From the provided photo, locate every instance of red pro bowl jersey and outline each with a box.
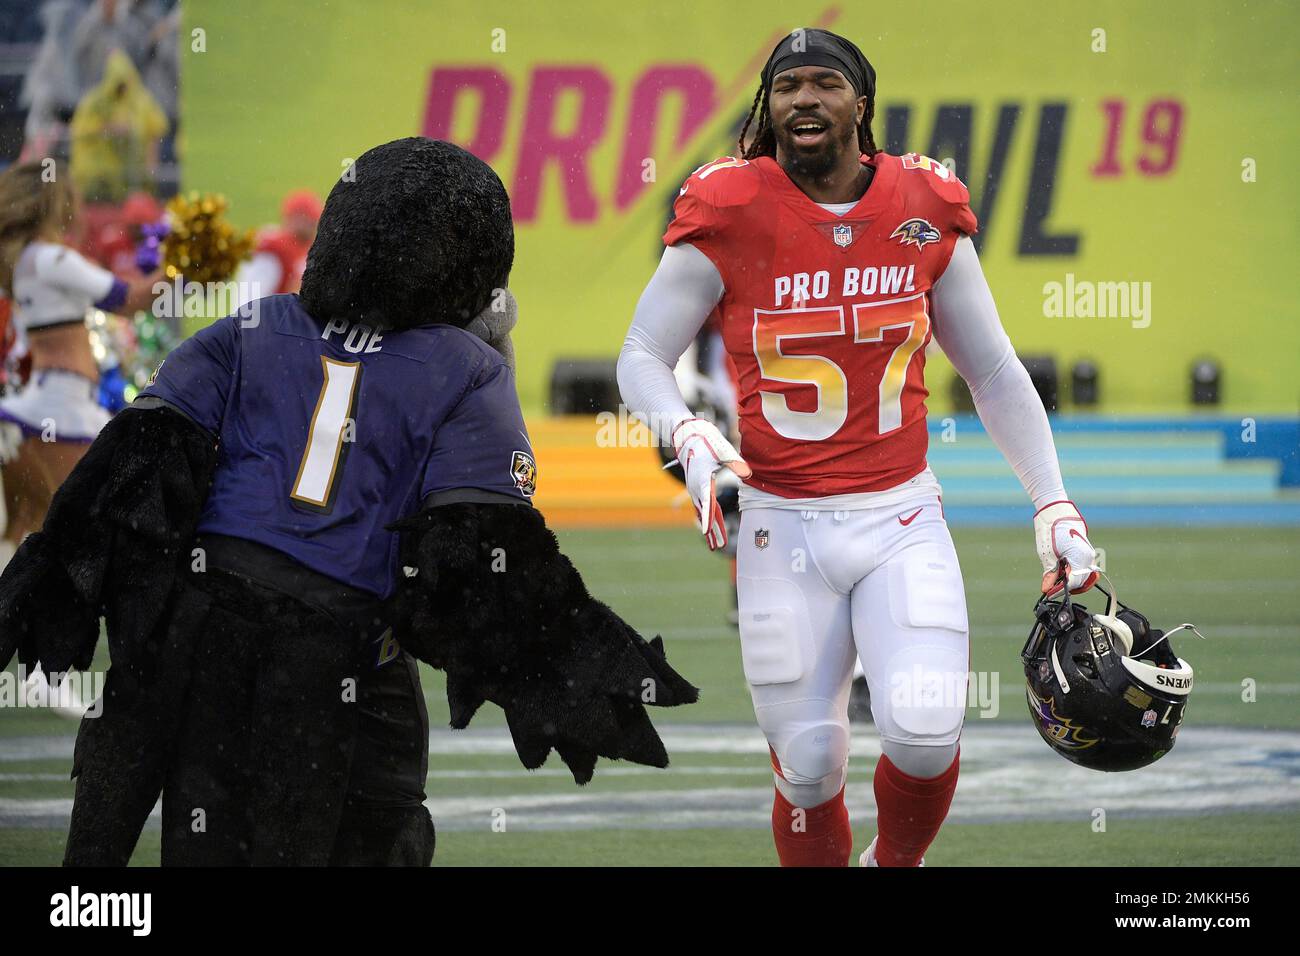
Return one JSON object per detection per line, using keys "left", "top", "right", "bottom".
{"left": 663, "top": 151, "right": 977, "bottom": 498}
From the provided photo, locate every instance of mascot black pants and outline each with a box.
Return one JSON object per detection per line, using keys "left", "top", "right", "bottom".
{"left": 65, "top": 535, "right": 434, "bottom": 867}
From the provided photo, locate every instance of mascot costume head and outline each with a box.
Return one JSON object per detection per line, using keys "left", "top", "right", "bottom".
{"left": 302, "top": 137, "right": 513, "bottom": 331}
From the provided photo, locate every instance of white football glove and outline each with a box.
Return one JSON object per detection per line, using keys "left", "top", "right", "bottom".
{"left": 1034, "top": 500, "right": 1099, "bottom": 595}
{"left": 672, "top": 417, "right": 751, "bottom": 551}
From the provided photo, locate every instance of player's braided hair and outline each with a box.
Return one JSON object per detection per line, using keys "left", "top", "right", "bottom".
{"left": 737, "top": 81, "right": 878, "bottom": 160}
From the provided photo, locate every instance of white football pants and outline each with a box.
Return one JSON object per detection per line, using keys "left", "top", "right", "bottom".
{"left": 736, "top": 497, "right": 969, "bottom": 807}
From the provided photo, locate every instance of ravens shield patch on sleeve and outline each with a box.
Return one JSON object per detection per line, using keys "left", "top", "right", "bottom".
{"left": 510, "top": 450, "right": 537, "bottom": 497}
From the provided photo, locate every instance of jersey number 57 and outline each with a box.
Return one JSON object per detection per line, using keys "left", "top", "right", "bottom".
{"left": 751, "top": 291, "right": 930, "bottom": 441}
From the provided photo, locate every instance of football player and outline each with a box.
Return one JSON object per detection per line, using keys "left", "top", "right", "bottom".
{"left": 231, "top": 188, "right": 323, "bottom": 308}
{"left": 618, "top": 29, "right": 1098, "bottom": 866}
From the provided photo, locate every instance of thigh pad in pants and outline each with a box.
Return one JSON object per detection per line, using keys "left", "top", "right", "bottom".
{"left": 739, "top": 576, "right": 849, "bottom": 786}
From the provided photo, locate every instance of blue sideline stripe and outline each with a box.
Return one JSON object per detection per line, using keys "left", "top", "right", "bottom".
{"left": 941, "top": 475, "right": 1277, "bottom": 495}
{"left": 928, "top": 415, "right": 1300, "bottom": 487}
{"left": 944, "top": 503, "right": 1300, "bottom": 526}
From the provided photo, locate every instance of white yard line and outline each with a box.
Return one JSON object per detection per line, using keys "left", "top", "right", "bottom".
{"left": 624, "top": 625, "right": 1298, "bottom": 642}
{"left": 3, "top": 725, "right": 1298, "bottom": 831}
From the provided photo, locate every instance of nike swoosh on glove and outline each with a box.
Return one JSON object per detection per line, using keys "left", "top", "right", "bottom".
{"left": 1034, "top": 500, "right": 1099, "bottom": 595}
{"left": 672, "top": 417, "right": 751, "bottom": 551}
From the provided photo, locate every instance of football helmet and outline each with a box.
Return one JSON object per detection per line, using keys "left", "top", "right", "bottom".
{"left": 1021, "top": 578, "right": 1200, "bottom": 771}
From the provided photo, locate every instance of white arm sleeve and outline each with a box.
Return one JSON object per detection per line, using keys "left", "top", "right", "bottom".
{"left": 931, "top": 237, "right": 1068, "bottom": 510}
{"left": 617, "top": 243, "right": 725, "bottom": 446}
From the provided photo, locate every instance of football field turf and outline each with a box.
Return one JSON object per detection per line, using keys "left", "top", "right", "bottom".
{"left": 2, "top": 524, "right": 1297, "bottom": 866}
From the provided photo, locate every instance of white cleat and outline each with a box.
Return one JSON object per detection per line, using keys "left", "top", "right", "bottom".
{"left": 858, "top": 837, "right": 924, "bottom": 867}
{"left": 858, "top": 837, "right": 878, "bottom": 867}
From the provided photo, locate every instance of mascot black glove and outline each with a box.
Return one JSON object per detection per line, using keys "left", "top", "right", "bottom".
{"left": 388, "top": 501, "right": 698, "bottom": 784}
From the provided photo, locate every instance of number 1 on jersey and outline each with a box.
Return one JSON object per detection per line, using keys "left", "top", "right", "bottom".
{"left": 291, "top": 356, "right": 361, "bottom": 510}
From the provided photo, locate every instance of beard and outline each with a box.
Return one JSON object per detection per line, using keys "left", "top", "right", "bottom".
{"left": 775, "top": 120, "right": 857, "bottom": 180}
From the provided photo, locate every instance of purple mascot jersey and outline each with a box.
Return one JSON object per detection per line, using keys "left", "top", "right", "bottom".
{"left": 142, "top": 293, "right": 535, "bottom": 599}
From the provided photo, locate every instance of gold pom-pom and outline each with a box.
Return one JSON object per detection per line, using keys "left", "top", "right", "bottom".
{"left": 162, "top": 192, "right": 254, "bottom": 284}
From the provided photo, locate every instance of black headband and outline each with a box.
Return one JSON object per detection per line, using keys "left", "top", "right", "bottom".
{"left": 761, "top": 28, "right": 876, "bottom": 100}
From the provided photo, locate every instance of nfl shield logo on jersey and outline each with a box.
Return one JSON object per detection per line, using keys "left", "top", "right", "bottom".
{"left": 754, "top": 528, "right": 770, "bottom": 549}
{"left": 1141, "top": 709, "right": 1158, "bottom": 728}
{"left": 832, "top": 224, "right": 853, "bottom": 247}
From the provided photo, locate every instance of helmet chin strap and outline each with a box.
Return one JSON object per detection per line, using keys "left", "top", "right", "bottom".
{"left": 1133, "top": 623, "right": 1206, "bottom": 658}
{"left": 1088, "top": 570, "right": 1206, "bottom": 658}
{"left": 1089, "top": 571, "right": 1134, "bottom": 654}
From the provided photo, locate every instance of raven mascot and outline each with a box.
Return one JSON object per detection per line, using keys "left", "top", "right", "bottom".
{"left": 0, "top": 137, "right": 698, "bottom": 866}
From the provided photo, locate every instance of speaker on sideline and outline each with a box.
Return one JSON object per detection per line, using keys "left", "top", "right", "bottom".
{"left": 550, "top": 358, "right": 621, "bottom": 414}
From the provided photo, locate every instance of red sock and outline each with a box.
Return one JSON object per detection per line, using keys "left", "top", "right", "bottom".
{"left": 771, "top": 785, "right": 852, "bottom": 867}
{"left": 872, "top": 751, "right": 960, "bottom": 867}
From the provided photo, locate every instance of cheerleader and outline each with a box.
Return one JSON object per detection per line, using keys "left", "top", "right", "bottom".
{"left": 0, "top": 161, "right": 159, "bottom": 552}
